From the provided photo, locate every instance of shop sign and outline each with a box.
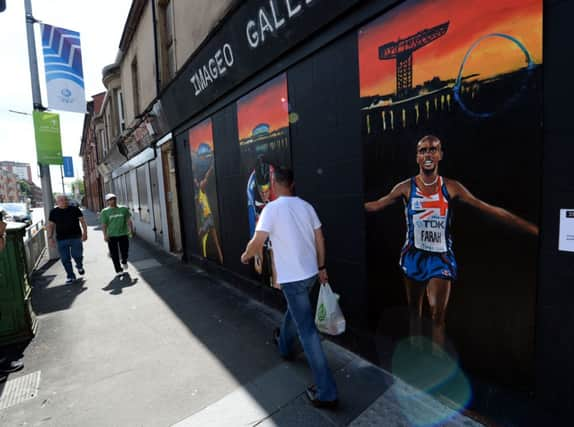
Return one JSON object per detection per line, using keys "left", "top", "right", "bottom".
{"left": 161, "top": 0, "right": 361, "bottom": 129}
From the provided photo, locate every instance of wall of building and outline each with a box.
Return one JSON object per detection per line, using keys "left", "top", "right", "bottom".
{"left": 536, "top": 0, "right": 574, "bottom": 419}
{"left": 110, "top": 148, "right": 164, "bottom": 248}
{"left": 0, "top": 162, "right": 33, "bottom": 182}
{"left": 159, "top": 0, "right": 568, "bottom": 421}
{"left": 172, "top": 0, "right": 234, "bottom": 72}
{"left": 120, "top": 3, "right": 157, "bottom": 123}
{"left": 0, "top": 168, "right": 21, "bottom": 202}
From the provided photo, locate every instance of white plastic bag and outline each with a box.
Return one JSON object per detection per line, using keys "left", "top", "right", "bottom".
{"left": 315, "top": 283, "right": 346, "bottom": 335}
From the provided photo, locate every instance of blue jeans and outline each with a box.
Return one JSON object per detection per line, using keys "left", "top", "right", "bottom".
{"left": 278, "top": 275, "right": 338, "bottom": 401}
{"left": 57, "top": 238, "right": 83, "bottom": 280}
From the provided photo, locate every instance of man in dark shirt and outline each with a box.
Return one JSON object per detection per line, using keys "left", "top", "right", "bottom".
{"left": 0, "top": 209, "right": 6, "bottom": 252}
{"left": 47, "top": 195, "right": 88, "bottom": 284}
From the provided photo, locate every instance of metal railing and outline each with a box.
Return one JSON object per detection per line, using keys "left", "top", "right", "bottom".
{"left": 23, "top": 219, "right": 47, "bottom": 274}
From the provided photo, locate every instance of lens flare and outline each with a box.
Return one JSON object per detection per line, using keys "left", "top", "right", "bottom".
{"left": 288, "top": 112, "right": 299, "bottom": 123}
{"left": 390, "top": 336, "right": 473, "bottom": 426}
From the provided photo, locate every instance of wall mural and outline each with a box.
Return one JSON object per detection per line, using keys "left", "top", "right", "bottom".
{"left": 359, "top": 0, "right": 542, "bottom": 390}
{"left": 237, "top": 73, "right": 291, "bottom": 288}
{"left": 189, "top": 118, "right": 224, "bottom": 264}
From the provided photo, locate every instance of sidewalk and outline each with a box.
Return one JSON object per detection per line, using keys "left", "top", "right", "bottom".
{"left": 0, "top": 210, "right": 482, "bottom": 426}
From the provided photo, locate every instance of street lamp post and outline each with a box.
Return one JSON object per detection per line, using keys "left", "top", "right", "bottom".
{"left": 24, "top": 0, "right": 57, "bottom": 259}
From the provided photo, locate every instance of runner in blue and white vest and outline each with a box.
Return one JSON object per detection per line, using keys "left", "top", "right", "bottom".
{"left": 365, "top": 135, "right": 538, "bottom": 348}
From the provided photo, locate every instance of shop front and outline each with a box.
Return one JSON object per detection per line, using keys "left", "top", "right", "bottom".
{"left": 157, "top": 0, "right": 571, "bottom": 419}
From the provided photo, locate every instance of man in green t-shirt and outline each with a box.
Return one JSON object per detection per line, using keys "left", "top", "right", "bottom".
{"left": 100, "top": 193, "right": 134, "bottom": 274}
{"left": 0, "top": 210, "right": 6, "bottom": 252}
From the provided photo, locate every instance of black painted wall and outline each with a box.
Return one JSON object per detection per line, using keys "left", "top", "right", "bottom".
{"left": 170, "top": 0, "right": 574, "bottom": 416}
{"left": 536, "top": 0, "right": 574, "bottom": 418}
{"left": 287, "top": 32, "right": 368, "bottom": 328}
{"left": 211, "top": 105, "right": 252, "bottom": 278}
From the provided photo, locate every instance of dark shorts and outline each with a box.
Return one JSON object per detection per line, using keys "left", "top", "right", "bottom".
{"left": 399, "top": 245, "right": 458, "bottom": 282}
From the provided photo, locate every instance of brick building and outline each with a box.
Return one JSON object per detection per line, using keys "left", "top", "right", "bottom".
{"left": 80, "top": 92, "right": 106, "bottom": 212}
{"left": 0, "top": 168, "right": 21, "bottom": 202}
{"left": 0, "top": 161, "right": 33, "bottom": 182}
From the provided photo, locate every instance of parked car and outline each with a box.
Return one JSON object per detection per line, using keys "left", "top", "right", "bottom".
{"left": 0, "top": 203, "right": 32, "bottom": 226}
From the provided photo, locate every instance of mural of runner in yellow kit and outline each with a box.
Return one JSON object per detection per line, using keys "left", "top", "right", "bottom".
{"left": 189, "top": 119, "right": 224, "bottom": 264}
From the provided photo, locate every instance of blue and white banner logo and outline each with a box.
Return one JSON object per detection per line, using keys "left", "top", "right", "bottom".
{"left": 41, "top": 24, "right": 86, "bottom": 113}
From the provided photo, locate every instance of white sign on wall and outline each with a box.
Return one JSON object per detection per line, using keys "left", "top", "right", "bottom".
{"left": 558, "top": 209, "right": 574, "bottom": 252}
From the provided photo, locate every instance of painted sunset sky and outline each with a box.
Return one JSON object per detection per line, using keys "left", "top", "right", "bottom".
{"left": 358, "top": 0, "right": 542, "bottom": 98}
{"left": 189, "top": 118, "right": 214, "bottom": 153}
{"left": 237, "top": 74, "right": 289, "bottom": 141}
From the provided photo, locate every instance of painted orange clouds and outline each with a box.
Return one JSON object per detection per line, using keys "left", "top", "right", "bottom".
{"left": 237, "top": 74, "right": 289, "bottom": 141}
{"left": 358, "top": 0, "right": 542, "bottom": 97}
{"left": 189, "top": 118, "right": 214, "bottom": 153}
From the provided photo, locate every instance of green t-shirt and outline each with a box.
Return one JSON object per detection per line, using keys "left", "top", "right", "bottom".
{"left": 100, "top": 206, "right": 131, "bottom": 237}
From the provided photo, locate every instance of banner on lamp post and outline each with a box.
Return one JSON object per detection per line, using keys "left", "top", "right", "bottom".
{"left": 63, "top": 156, "right": 74, "bottom": 177}
{"left": 33, "top": 111, "right": 63, "bottom": 165}
{"left": 41, "top": 24, "right": 86, "bottom": 113}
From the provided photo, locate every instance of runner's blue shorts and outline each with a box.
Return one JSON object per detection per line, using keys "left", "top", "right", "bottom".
{"left": 399, "top": 246, "right": 458, "bottom": 282}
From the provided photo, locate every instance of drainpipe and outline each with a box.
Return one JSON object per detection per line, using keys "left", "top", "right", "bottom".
{"left": 151, "top": 0, "right": 161, "bottom": 95}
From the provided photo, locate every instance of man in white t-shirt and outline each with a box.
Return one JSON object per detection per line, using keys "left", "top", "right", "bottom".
{"left": 241, "top": 167, "right": 338, "bottom": 409}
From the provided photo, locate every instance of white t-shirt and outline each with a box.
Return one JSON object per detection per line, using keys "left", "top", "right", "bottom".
{"left": 255, "top": 196, "right": 321, "bottom": 284}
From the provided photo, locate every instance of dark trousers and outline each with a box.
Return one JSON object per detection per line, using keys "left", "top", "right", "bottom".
{"left": 56, "top": 238, "right": 83, "bottom": 279}
{"left": 108, "top": 235, "right": 129, "bottom": 273}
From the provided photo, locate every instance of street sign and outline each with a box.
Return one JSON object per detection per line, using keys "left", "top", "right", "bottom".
{"left": 63, "top": 156, "right": 74, "bottom": 177}
{"left": 33, "top": 111, "right": 63, "bottom": 165}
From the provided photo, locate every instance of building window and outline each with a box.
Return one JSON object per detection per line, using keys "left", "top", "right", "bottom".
{"left": 159, "top": 0, "right": 176, "bottom": 85}
{"left": 99, "top": 129, "right": 106, "bottom": 155}
{"left": 131, "top": 58, "right": 140, "bottom": 116}
{"left": 116, "top": 89, "right": 126, "bottom": 132}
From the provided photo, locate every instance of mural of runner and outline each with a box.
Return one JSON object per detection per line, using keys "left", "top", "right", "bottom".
{"left": 358, "top": 0, "right": 542, "bottom": 382}
{"left": 237, "top": 73, "right": 291, "bottom": 287}
{"left": 189, "top": 118, "right": 224, "bottom": 264}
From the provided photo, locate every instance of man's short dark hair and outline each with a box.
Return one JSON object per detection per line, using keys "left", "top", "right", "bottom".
{"left": 274, "top": 167, "right": 294, "bottom": 187}
{"left": 417, "top": 135, "right": 443, "bottom": 150}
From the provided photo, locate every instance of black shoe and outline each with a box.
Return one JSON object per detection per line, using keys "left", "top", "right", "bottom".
{"left": 77, "top": 267, "right": 85, "bottom": 275}
{"left": 0, "top": 357, "right": 24, "bottom": 374}
{"left": 305, "top": 386, "right": 338, "bottom": 409}
{"left": 273, "top": 328, "right": 295, "bottom": 362}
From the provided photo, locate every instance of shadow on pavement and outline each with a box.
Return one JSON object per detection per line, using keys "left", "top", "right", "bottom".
{"left": 31, "top": 259, "right": 88, "bottom": 315}
{"left": 101, "top": 272, "right": 138, "bottom": 295}
{"left": 32, "top": 279, "right": 88, "bottom": 315}
{"left": 129, "top": 235, "right": 392, "bottom": 426}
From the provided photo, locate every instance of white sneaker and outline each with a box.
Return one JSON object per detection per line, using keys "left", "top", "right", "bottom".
{"left": 121, "top": 262, "right": 128, "bottom": 271}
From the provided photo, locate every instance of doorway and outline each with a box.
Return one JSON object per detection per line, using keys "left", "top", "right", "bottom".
{"left": 161, "top": 141, "right": 182, "bottom": 253}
